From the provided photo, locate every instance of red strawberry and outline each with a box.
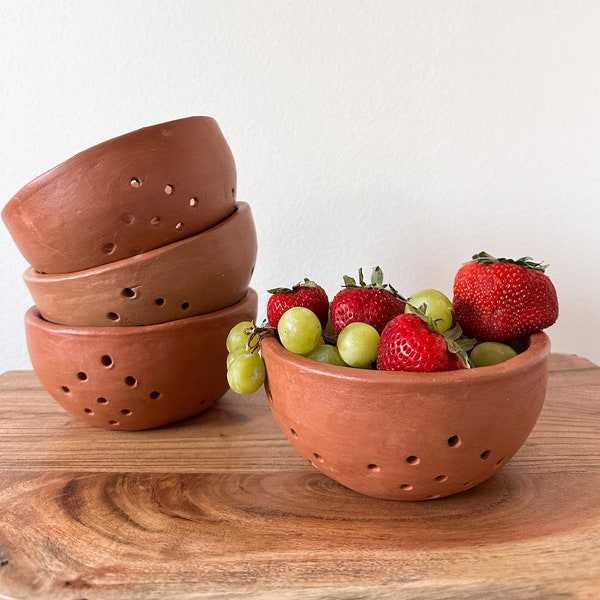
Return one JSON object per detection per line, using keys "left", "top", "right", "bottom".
{"left": 453, "top": 251, "right": 559, "bottom": 342}
{"left": 376, "top": 312, "right": 474, "bottom": 372}
{"left": 266, "top": 279, "right": 329, "bottom": 328}
{"left": 330, "top": 267, "right": 406, "bottom": 334}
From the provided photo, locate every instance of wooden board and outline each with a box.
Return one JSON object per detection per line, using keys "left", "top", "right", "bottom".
{"left": 0, "top": 353, "right": 599, "bottom": 599}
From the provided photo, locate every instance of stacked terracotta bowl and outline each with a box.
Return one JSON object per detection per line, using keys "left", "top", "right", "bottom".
{"left": 2, "top": 116, "right": 258, "bottom": 430}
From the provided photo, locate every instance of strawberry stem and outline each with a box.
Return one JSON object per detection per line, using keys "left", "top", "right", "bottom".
{"left": 342, "top": 266, "right": 405, "bottom": 298}
{"left": 472, "top": 251, "right": 548, "bottom": 272}
{"left": 267, "top": 278, "right": 320, "bottom": 295}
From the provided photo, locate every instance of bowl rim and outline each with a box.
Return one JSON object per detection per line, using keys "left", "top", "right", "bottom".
{"left": 23, "top": 202, "right": 250, "bottom": 281}
{"left": 261, "top": 331, "right": 551, "bottom": 385}
{"left": 25, "top": 288, "right": 258, "bottom": 336}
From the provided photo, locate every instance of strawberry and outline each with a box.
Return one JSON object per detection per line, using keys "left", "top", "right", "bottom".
{"left": 453, "top": 251, "right": 559, "bottom": 342}
{"left": 330, "top": 267, "right": 406, "bottom": 334}
{"left": 376, "top": 312, "right": 474, "bottom": 372}
{"left": 266, "top": 279, "right": 329, "bottom": 328}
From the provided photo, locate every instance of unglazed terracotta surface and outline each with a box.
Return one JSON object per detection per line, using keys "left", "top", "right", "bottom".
{"left": 24, "top": 203, "right": 257, "bottom": 327}
{"left": 3, "top": 116, "right": 236, "bottom": 274}
{"left": 25, "top": 289, "right": 258, "bottom": 431}
{"left": 261, "top": 332, "right": 551, "bottom": 501}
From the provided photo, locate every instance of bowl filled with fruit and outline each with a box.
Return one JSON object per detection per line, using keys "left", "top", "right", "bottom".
{"left": 226, "top": 253, "right": 558, "bottom": 501}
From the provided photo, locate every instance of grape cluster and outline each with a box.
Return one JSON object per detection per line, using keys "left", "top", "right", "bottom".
{"left": 225, "top": 321, "right": 266, "bottom": 394}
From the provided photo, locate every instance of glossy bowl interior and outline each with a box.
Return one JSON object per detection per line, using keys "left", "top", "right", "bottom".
{"left": 25, "top": 288, "right": 258, "bottom": 431}
{"left": 24, "top": 202, "right": 257, "bottom": 327}
{"left": 261, "top": 332, "right": 551, "bottom": 501}
{"left": 3, "top": 116, "right": 236, "bottom": 274}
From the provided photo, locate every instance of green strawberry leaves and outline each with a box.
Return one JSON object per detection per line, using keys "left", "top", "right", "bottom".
{"left": 410, "top": 302, "right": 476, "bottom": 368}
{"left": 342, "top": 266, "right": 404, "bottom": 298}
{"left": 472, "top": 251, "right": 548, "bottom": 273}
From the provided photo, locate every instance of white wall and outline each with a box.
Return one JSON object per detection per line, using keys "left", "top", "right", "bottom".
{"left": 1, "top": 0, "right": 599, "bottom": 369}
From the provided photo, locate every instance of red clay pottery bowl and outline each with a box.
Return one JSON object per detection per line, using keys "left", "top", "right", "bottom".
{"left": 23, "top": 202, "right": 257, "bottom": 327}
{"left": 3, "top": 116, "right": 236, "bottom": 274}
{"left": 261, "top": 332, "right": 551, "bottom": 501}
{"left": 25, "top": 288, "right": 258, "bottom": 431}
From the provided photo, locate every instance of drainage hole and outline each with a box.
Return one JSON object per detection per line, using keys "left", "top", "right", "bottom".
{"left": 189, "top": 197, "right": 198, "bottom": 207}
{"left": 155, "top": 297, "right": 165, "bottom": 307}
{"left": 125, "top": 376, "right": 137, "bottom": 387}
{"left": 367, "top": 464, "right": 381, "bottom": 472}
{"left": 122, "top": 288, "right": 136, "bottom": 298}
{"left": 290, "top": 428, "right": 298, "bottom": 438}
{"left": 313, "top": 453, "right": 324, "bottom": 463}
{"left": 61, "top": 385, "right": 70, "bottom": 393}
{"left": 149, "top": 390, "right": 161, "bottom": 399}
{"left": 108, "top": 420, "right": 120, "bottom": 426}
{"left": 480, "top": 450, "right": 491, "bottom": 460}
{"left": 175, "top": 222, "right": 184, "bottom": 232}
{"left": 400, "top": 483, "right": 413, "bottom": 491}
{"left": 164, "top": 184, "right": 174, "bottom": 194}
{"left": 120, "top": 409, "right": 132, "bottom": 416}
{"left": 76, "top": 371, "right": 88, "bottom": 381}
{"left": 150, "top": 216, "right": 161, "bottom": 226}
{"left": 435, "top": 474, "right": 448, "bottom": 482}
{"left": 130, "top": 178, "right": 141, "bottom": 188}
{"left": 447, "top": 435, "right": 461, "bottom": 447}
{"left": 107, "top": 312, "right": 120, "bottom": 322}
{"left": 181, "top": 302, "right": 190, "bottom": 310}
{"left": 83, "top": 408, "right": 94, "bottom": 415}
{"left": 406, "top": 455, "right": 420, "bottom": 465}
{"left": 97, "top": 397, "right": 108, "bottom": 404}
{"left": 102, "top": 242, "right": 116, "bottom": 255}
{"left": 100, "top": 355, "right": 113, "bottom": 367}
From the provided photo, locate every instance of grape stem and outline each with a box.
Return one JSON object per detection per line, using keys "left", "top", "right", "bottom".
{"left": 245, "top": 323, "right": 277, "bottom": 353}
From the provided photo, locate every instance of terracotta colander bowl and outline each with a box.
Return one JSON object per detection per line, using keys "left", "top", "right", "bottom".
{"left": 25, "top": 289, "right": 258, "bottom": 430}
{"left": 261, "top": 332, "right": 551, "bottom": 501}
{"left": 24, "top": 203, "right": 257, "bottom": 327}
{"left": 2, "top": 116, "right": 236, "bottom": 274}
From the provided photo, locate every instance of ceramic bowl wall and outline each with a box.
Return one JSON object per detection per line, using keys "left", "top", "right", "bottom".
{"left": 25, "top": 288, "right": 258, "bottom": 431}
{"left": 261, "top": 332, "right": 551, "bottom": 501}
{"left": 3, "top": 116, "right": 236, "bottom": 273}
{"left": 24, "top": 203, "right": 257, "bottom": 327}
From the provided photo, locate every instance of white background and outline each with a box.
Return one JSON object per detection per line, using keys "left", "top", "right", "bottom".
{"left": 1, "top": 0, "right": 599, "bottom": 370}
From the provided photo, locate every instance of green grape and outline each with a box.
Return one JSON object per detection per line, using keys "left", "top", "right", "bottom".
{"left": 336, "top": 322, "right": 380, "bottom": 369}
{"left": 227, "top": 352, "right": 266, "bottom": 394}
{"left": 470, "top": 341, "right": 518, "bottom": 367}
{"left": 226, "top": 320, "right": 255, "bottom": 353}
{"left": 307, "top": 343, "right": 347, "bottom": 366}
{"left": 405, "top": 289, "right": 454, "bottom": 333}
{"left": 227, "top": 351, "right": 244, "bottom": 369}
{"left": 277, "top": 307, "right": 323, "bottom": 355}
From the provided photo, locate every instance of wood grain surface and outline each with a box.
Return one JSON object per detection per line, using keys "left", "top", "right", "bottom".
{"left": 0, "top": 353, "right": 599, "bottom": 600}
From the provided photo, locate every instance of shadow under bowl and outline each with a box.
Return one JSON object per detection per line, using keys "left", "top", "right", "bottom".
{"left": 261, "top": 332, "right": 551, "bottom": 501}
{"left": 3, "top": 116, "right": 237, "bottom": 274}
{"left": 24, "top": 202, "right": 257, "bottom": 327}
{"left": 25, "top": 288, "right": 258, "bottom": 431}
